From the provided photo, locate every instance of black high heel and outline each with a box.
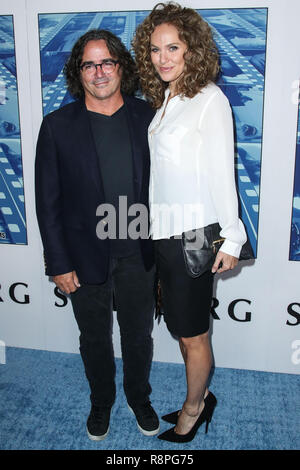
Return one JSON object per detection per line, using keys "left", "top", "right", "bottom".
{"left": 162, "top": 391, "right": 216, "bottom": 425}
{"left": 158, "top": 392, "right": 217, "bottom": 443}
{"left": 161, "top": 409, "right": 181, "bottom": 424}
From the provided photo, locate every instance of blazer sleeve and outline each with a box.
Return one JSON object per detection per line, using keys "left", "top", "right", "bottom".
{"left": 35, "top": 116, "right": 74, "bottom": 276}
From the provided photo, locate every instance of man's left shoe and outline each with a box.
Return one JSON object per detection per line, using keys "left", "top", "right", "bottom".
{"left": 128, "top": 402, "right": 160, "bottom": 436}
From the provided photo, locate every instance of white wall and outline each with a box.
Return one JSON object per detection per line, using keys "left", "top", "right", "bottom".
{"left": 0, "top": 0, "right": 299, "bottom": 374}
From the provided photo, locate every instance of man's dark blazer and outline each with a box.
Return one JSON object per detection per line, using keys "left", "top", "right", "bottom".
{"left": 35, "top": 94, "right": 155, "bottom": 284}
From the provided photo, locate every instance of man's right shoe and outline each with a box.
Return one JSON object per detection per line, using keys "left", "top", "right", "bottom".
{"left": 86, "top": 405, "right": 111, "bottom": 441}
{"left": 128, "top": 402, "right": 160, "bottom": 436}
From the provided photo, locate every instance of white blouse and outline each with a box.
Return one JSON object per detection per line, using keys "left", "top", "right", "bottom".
{"left": 148, "top": 82, "right": 247, "bottom": 258}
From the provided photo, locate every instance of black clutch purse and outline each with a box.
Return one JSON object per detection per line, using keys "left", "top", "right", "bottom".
{"left": 181, "top": 222, "right": 254, "bottom": 278}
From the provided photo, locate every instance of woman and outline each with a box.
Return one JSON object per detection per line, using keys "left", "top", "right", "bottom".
{"left": 133, "top": 2, "right": 247, "bottom": 443}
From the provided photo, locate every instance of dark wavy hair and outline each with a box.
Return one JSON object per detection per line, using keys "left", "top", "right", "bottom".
{"left": 132, "top": 2, "right": 220, "bottom": 108}
{"left": 64, "top": 29, "right": 139, "bottom": 98}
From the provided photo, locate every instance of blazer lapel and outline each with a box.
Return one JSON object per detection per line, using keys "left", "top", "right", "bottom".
{"left": 123, "top": 95, "right": 143, "bottom": 201}
{"left": 72, "top": 99, "right": 105, "bottom": 199}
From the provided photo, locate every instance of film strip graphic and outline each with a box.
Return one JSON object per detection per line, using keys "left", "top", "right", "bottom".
{"left": 0, "top": 63, "right": 17, "bottom": 93}
{"left": 289, "top": 88, "right": 300, "bottom": 261}
{"left": 213, "top": 32, "right": 264, "bottom": 89}
{"left": 0, "top": 145, "right": 25, "bottom": 244}
{"left": 205, "top": 9, "right": 266, "bottom": 254}
{"left": 0, "top": 15, "right": 26, "bottom": 244}
{"left": 235, "top": 150, "right": 258, "bottom": 250}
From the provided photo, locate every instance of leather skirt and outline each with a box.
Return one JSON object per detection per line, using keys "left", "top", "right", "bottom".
{"left": 155, "top": 237, "right": 214, "bottom": 338}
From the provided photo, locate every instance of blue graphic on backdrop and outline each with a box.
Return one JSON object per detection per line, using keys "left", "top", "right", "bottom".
{"left": 0, "top": 16, "right": 27, "bottom": 245}
{"left": 289, "top": 87, "right": 300, "bottom": 261}
{"left": 38, "top": 9, "right": 268, "bottom": 256}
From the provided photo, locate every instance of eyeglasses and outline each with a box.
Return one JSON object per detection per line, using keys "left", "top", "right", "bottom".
{"left": 80, "top": 59, "right": 119, "bottom": 74}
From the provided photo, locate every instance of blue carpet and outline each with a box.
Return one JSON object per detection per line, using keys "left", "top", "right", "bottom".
{"left": 0, "top": 347, "right": 299, "bottom": 450}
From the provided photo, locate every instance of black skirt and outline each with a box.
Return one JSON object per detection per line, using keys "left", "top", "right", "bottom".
{"left": 155, "top": 237, "right": 214, "bottom": 338}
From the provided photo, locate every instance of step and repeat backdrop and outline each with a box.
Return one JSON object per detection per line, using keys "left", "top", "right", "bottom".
{"left": 0, "top": 0, "right": 299, "bottom": 374}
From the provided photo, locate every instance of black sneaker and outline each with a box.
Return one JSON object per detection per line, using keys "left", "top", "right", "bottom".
{"left": 86, "top": 405, "right": 111, "bottom": 441}
{"left": 128, "top": 402, "right": 160, "bottom": 436}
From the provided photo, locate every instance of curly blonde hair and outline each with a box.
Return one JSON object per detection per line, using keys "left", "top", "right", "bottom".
{"left": 132, "top": 2, "right": 220, "bottom": 109}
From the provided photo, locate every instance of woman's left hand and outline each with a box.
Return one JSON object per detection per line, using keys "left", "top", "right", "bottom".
{"left": 211, "top": 250, "right": 238, "bottom": 274}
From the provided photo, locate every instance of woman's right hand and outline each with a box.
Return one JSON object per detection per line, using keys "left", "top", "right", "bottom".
{"left": 211, "top": 251, "right": 238, "bottom": 274}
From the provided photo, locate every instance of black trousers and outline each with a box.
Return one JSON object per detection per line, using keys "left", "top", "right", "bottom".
{"left": 70, "top": 252, "right": 155, "bottom": 408}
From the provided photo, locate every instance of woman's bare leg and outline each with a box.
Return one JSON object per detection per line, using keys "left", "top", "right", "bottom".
{"left": 175, "top": 332, "right": 212, "bottom": 435}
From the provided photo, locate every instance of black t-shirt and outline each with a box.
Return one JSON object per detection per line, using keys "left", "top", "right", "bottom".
{"left": 89, "top": 106, "right": 139, "bottom": 257}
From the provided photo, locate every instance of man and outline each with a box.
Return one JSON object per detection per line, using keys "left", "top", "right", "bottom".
{"left": 35, "top": 30, "right": 159, "bottom": 440}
